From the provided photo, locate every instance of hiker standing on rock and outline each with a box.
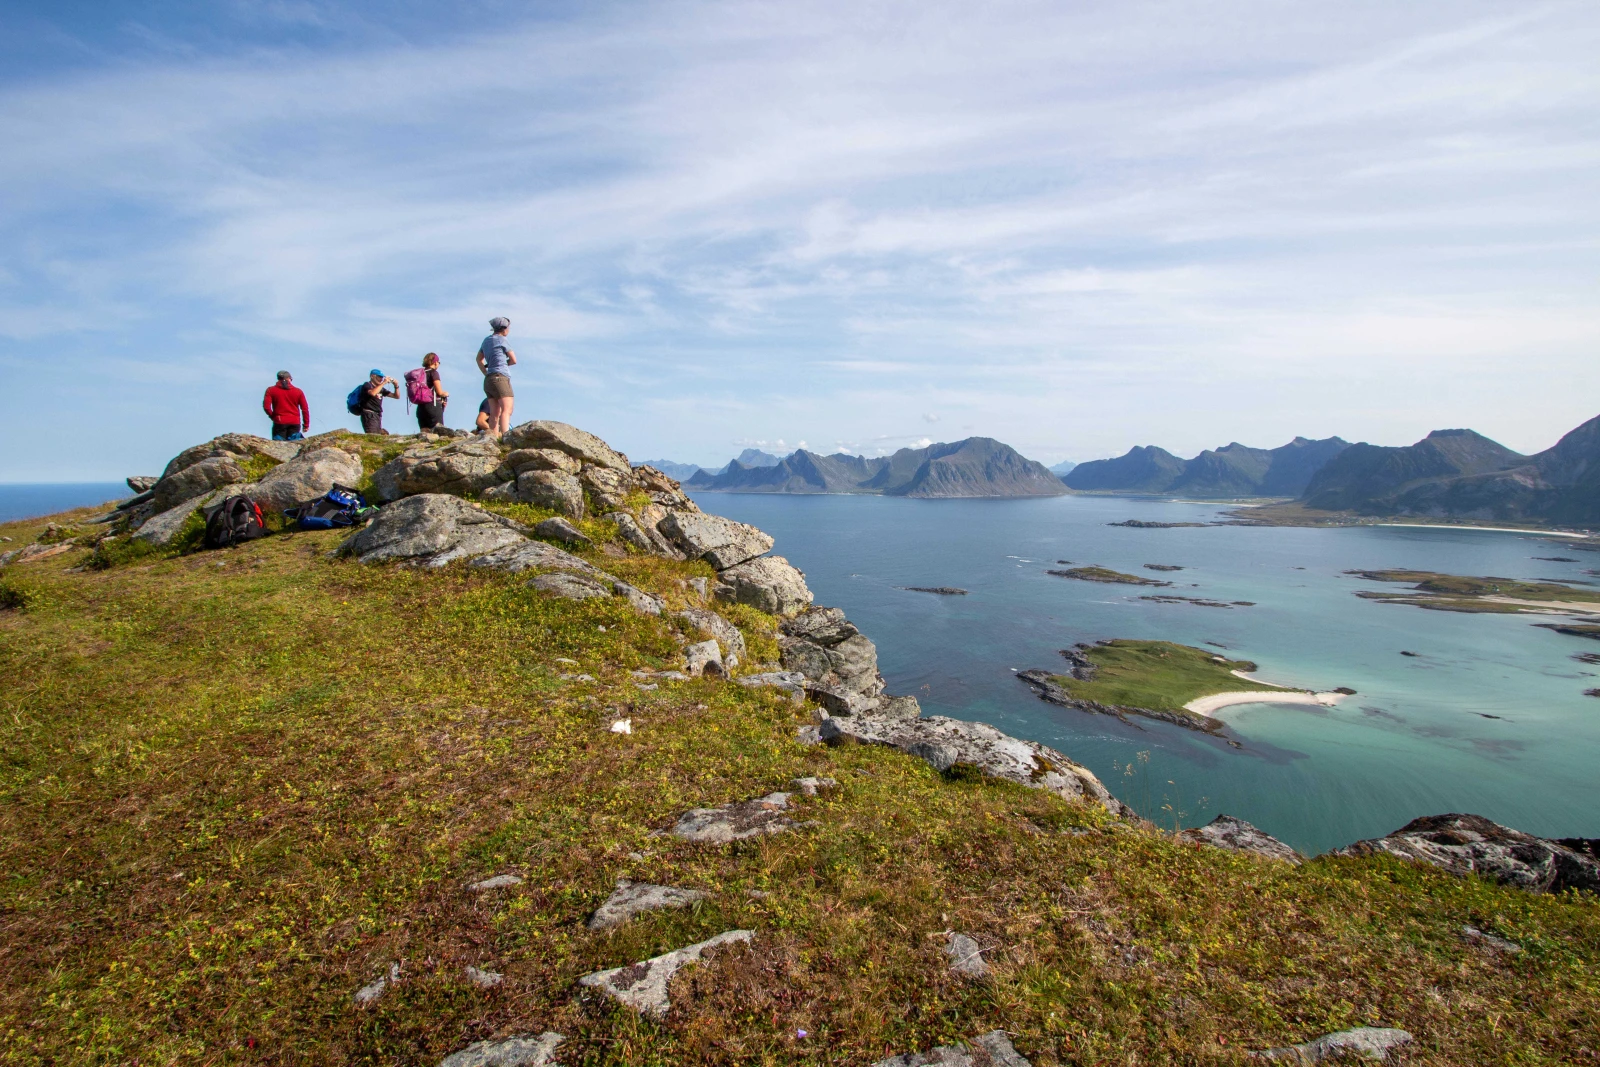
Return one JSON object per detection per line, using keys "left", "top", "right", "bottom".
{"left": 408, "top": 353, "right": 449, "bottom": 432}
{"left": 476, "top": 316, "right": 517, "bottom": 438}
{"left": 358, "top": 369, "right": 399, "bottom": 435}
{"left": 262, "top": 370, "right": 309, "bottom": 441}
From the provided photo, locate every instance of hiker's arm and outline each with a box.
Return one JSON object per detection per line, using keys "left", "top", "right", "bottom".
{"left": 505, "top": 349, "right": 517, "bottom": 366}
{"left": 475, "top": 351, "right": 487, "bottom": 374}
{"left": 262, "top": 389, "right": 273, "bottom": 417}
{"left": 298, "top": 390, "right": 310, "bottom": 427}
{"left": 365, "top": 381, "right": 383, "bottom": 397}
{"left": 435, "top": 376, "right": 449, "bottom": 399}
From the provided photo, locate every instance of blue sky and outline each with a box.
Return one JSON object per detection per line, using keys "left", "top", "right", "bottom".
{"left": 2, "top": 1, "right": 1597, "bottom": 480}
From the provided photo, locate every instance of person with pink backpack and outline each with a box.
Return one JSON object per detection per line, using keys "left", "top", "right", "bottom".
{"left": 406, "top": 353, "right": 450, "bottom": 431}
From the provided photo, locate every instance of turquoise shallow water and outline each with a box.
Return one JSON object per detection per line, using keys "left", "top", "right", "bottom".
{"left": 690, "top": 492, "right": 1600, "bottom": 854}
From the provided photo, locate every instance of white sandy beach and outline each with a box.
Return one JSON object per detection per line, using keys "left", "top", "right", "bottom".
{"left": 1185, "top": 689, "right": 1347, "bottom": 716}
{"left": 1374, "top": 523, "right": 1594, "bottom": 538}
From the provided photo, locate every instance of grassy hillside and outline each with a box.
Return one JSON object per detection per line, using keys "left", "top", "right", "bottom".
{"left": 1048, "top": 641, "right": 1283, "bottom": 713}
{"left": 1, "top": 506, "right": 1597, "bottom": 1065}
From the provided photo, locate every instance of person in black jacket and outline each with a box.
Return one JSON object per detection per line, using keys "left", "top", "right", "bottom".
{"left": 360, "top": 369, "right": 399, "bottom": 435}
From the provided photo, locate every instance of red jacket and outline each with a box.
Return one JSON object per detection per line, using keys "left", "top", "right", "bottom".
{"left": 263, "top": 382, "right": 310, "bottom": 427}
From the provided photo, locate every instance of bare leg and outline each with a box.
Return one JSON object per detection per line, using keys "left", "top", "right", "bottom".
{"left": 497, "top": 395, "right": 515, "bottom": 436}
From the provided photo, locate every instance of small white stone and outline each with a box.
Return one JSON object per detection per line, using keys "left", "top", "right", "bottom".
{"left": 469, "top": 874, "right": 524, "bottom": 892}
{"left": 464, "top": 966, "right": 504, "bottom": 989}
{"left": 610, "top": 719, "right": 633, "bottom": 734}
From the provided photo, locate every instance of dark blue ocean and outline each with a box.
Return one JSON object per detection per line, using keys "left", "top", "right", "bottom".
{"left": 691, "top": 492, "right": 1600, "bottom": 854}
{"left": 0, "top": 483, "right": 128, "bottom": 523}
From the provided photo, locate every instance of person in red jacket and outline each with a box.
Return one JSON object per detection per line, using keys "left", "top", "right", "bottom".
{"left": 263, "top": 370, "right": 310, "bottom": 440}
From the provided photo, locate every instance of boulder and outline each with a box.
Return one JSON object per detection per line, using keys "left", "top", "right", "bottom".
{"left": 604, "top": 511, "right": 683, "bottom": 559}
{"left": 781, "top": 631, "right": 883, "bottom": 697}
{"left": 515, "top": 470, "right": 585, "bottom": 518}
{"left": 1335, "top": 813, "right": 1600, "bottom": 894}
{"left": 736, "top": 671, "right": 809, "bottom": 699}
{"left": 1255, "top": 1027, "right": 1412, "bottom": 1063}
{"left": 873, "top": 1031, "right": 1032, "bottom": 1067}
{"left": 715, "top": 555, "right": 813, "bottom": 616}
{"left": 152, "top": 456, "right": 246, "bottom": 511}
{"left": 532, "top": 517, "right": 592, "bottom": 548}
{"left": 370, "top": 437, "right": 506, "bottom": 502}
{"left": 668, "top": 792, "right": 799, "bottom": 843}
{"left": 821, "top": 714, "right": 1127, "bottom": 815}
{"left": 587, "top": 879, "right": 707, "bottom": 931}
{"left": 580, "top": 465, "right": 635, "bottom": 511}
{"left": 1178, "top": 815, "right": 1302, "bottom": 864}
{"left": 613, "top": 581, "right": 665, "bottom": 616}
{"left": 780, "top": 606, "right": 857, "bottom": 644}
{"left": 470, "top": 540, "right": 609, "bottom": 578}
{"left": 529, "top": 572, "right": 613, "bottom": 601}
{"left": 251, "top": 447, "right": 365, "bottom": 511}
{"left": 503, "top": 448, "right": 580, "bottom": 475}
{"left": 676, "top": 607, "right": 747, "bottom": 659}
{"left": 875, "top": 694, "right": 923, "bottom": 720}
{"left": 159, "top": 433, "right": 297, "bottom": 480}
{"left": 133, "top": 485, "right": 239, "bottom": 545}
{"left": 340, "top": 494, "right": 528, "bottom": 567}
{"left": 633, "top": 465, "right": 695, "bottom": 508}
{"left": 437, "top": 1032, "right": 565, "bottom": 1067}
{"left": 578, "top": 929, "right": 752, "bottom": 1017}
{"left": 502, "top": 420, "right": 631, "bottom": 472}
{"left": 657, "top": 511, "right": 774, "bottom": 570}
{"left": 126, "top": 476, "right": 158, "bottom": 493}
{"left": 685, "top": 639, "right": 725, "bottom": 677}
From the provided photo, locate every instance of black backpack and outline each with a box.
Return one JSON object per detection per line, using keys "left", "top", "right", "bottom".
{"left": 203, "top": 495, "right": 267, "bottom": 549}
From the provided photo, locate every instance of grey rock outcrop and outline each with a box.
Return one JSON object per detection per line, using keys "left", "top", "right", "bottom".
{"left": 780, "top": 607, "right": 884, "bottom": 701}
{"left": 504, "top": 448, "right": 580, "bottom": 475}
{"left": 669, "top": 792, "right": 800, "bottom": 843}
{"left": 133, "top": 486, "right": 239, "bottom": 545}
{"left": 657, "top": 511, "right": 774, "bottom": 570}
{"left": 126, "top": 475, "right": 158, "bottom": 493}
{"left": 529, "top": 572, "right": 613, "bottom": 601}
{"left": 514, "top": 470, "right": 585, "bottom": 518}
{"left": 252, "top": 447, "right": 365, "bottom": 511}
{"left": 945, "top": 933, "right": 989, "bottom": 978}
{"left": 736, "top": 671, "right": 809, "bottom": 699}
{"left": 470, "top": 539, "right": 605, "bottom": 577}
{"left": 1178, "top": 815, "right": 1302, "bottom": 864}
{"left": 676, "top": 607, "right": 747, "bottom": 659}
{"left": 1253, "top": 1027, "right": 1412, "bottom": 1063}
{"left": 371, "top": 437, "right": 506, "bottom": 502}
{"left": 580, "top": 466, "right": 634, "bottom": 511}
{"left": 587, "top": 879, "right": 707, "bottom": 931}
{"left": 532, "top": 517, "right": 592, "bottom": 548}
{"left": 1335, "top": 813, "right": 1599, "bottom": 894}
{"left": 605, "top": 511, "right": 682, "bottom": 558}
{"left": 873, "top": 1030, "right": 1032, "bottom": 1067}
{"left": 612, "top": 581, "right": 665, "bottom": 615}
{"left": 578, "top": 929, "right": 753, "bottom": 1017}
{"left": 821, "top": 714, "right": 1127, "bottom": 814}
{"left": 503, "top": 420, "right": 632, "bottom": 472}
{"left": 437, "top": 1032, "right": 565, "bottom": 1067}
{"left": 684, "top": 639, "right": 725, "bottom": 677}
{"left": 159, "top": 433, "right": 296, "bottom": 480}
{"left": 152, "top": 456, "right": 245, "bottom": 511}
{"left": 340, "top": 494, "right": 528, "bottom": 567}
{"left": 715, "top": 555, "right": 813, "bottom": 616}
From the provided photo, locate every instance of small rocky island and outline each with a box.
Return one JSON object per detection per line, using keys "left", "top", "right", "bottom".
{"left": 1047, "top": 565, "right": 1172, "bottom": 587}
{"left": 1348, "top": 569, "right": 1600, "bottom": 615}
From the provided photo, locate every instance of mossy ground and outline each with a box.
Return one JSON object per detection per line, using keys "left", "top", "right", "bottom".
{"left": 1, "top": 506, "right": 1597, "bottom": 1065}
{"left": 1048, "top": 640, "right": 1283, "bottom": 714}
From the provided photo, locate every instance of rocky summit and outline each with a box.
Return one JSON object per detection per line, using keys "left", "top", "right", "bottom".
{"left": 3, "top": 418, "right": 1598, "bottom": 1065}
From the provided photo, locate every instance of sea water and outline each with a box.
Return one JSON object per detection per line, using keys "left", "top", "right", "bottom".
{"left": 0, "top": 483, "right": 128, "bottom": 524}
{"left": 690, "top": 492, "right": 1600, "bottom": 854}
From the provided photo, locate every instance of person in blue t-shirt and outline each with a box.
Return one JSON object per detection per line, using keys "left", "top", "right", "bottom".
{"left": 476, "top": 316, "right": 517, "bottom": 438}
{"left": 475, "top": 398, "right": 493, "bottom": 434}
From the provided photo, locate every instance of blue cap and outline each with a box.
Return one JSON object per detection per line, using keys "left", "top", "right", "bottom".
{"left": 369, "top": 368, "right": 383, "bottom": 377}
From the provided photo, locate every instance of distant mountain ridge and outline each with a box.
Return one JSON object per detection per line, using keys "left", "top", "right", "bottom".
{"left": 689, "top": 437, "right": 1067, "bottom": 498}
{"left": 1065, "top": 437, "right": 1349, "bottom": 498}
{"left": 1301, "top": 418, "right": 1600, "bottom": 524}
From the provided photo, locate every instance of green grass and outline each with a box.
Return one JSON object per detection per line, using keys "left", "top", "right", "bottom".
{"left": 1, "top": 507, "right": 1597, "bottom": 1065}
{"left": 1049, "top": 640, "right": 1283, "bottom": 713}
{"left": 1048, "top": 566, "right": 1169, "bottom": 587}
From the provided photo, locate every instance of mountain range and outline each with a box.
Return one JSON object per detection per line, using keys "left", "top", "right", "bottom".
{"left": 687, "top": 437, "right": 1068, "bottom": 498}
{"left": 1065, "top": 437, "right": 1351, "bottom": 498}
{"left": 636, "top": 448, "right": 780, "bottom": 482}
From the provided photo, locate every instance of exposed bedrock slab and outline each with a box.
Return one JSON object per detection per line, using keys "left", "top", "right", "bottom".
{"left": 580, "top": 465, "right": 634, "bottom": 511}
{"left": 503, "top": 420, "right": 632, "bottom": 472}
{"left": 578, "top": 929, "right": 753, "bottom": 1017}
{"left": 437, "top": 1031, "right": 565, "bottom": 1067}
{"left": 514, "top": 470, "right": 586, "bottom": 518}
{"left": 532, "top": 517, "right": 592, "bottom": 548}
{"left": 668, "top": 792, "right": 799, "bottom": 843}
{"left": 1335, "top": 813, "right": 1600, "bottom": 894}
{"left": 470, "top": 539, "right": 605, "bottom": 577}
{"left": 1253, "top": 1027, "right": 1413, "bottom": 1063}
{"left": 529, "top": 572, "right": 613, "bottom": 601}
{"left": 821, "top": 714, "right": 1127, "bottom": 815}
{"left": 132, "top": 486, "right": 239, "bottom": 546}
{"left": 587, "top": 879, "right": 708, "bottom": 931}
{"left": 714, "top": 555, "right": 813, "bottom": 616}
{"left": 1178, "top": 815, "right": 1302, "bottom": 864}
{"left": 657, "top": 510, "right": 774, "bottom": 570}
{"left": 504, "top": 447, "right": 580, "bottom": 475}
{"left": 779, "top": 607, "right": 885, "bottom": 699}
{"left": 160, "top": 433, "right": 297, "bottom": 480}
{"left": 252, "top": 446, "right": 366, "bottom": 512}
{"left": 340, "top": 494, "right": 528, "bottom": 567}
{"left": 371, "top": 436, "right": 506, "bottom": 502}
{"left": 676, "top": 607, "right": 747, "bottom": 659}
{"left": 605, "top": 511, "right": 683, "bottom": 559}
{"left": 152, "top": 456, "right": 246, "bottom": 511}
{"left": 873, "top": 1030, "right": 1032, "bottom": 1067}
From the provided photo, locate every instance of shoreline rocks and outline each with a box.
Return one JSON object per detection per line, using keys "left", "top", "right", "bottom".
{"left": 1335, "top": 813, "right": 1600, "bottom": 894}
{"left": 1178, "top": 815, "right": 1302, "bottom": 864}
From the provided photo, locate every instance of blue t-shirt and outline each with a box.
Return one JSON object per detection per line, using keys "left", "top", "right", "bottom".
{"left": 479, "top": 334, "right": 512, "bottom": 376}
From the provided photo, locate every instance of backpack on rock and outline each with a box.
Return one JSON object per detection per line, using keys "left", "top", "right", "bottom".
{"left": 284, "top": 484, "right": 377, "bottom": 531}
{"left": 203, "top": 495, "right": 268, "bottom": 550}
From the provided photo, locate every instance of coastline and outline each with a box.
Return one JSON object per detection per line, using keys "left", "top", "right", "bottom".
{"left": 1374, "top": 523, "right": 1594, "bottom": 538}
{"left": 1186, "top": 689, "right": 1347, "bottom": 716}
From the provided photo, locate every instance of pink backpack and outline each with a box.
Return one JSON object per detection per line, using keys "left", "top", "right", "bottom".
{"left": 404, "top": 368, "right": 435, "bottom": 405}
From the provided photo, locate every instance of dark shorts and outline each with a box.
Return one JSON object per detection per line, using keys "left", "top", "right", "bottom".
{"left": 360, "top": 410, "right": 386, "bottom": 435}
{"left": 484, "top": 373, "right": 513, "bottom": 399}
{"left": 270, "top": 423, "right": 304, "bottom": 441}
{"left": 417, "top": 401, "right": 446, "bottom": 430}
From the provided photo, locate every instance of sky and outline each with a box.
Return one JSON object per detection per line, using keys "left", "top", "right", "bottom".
{"left": 1, "top": 0, "right": 1598, "bottom": 480}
